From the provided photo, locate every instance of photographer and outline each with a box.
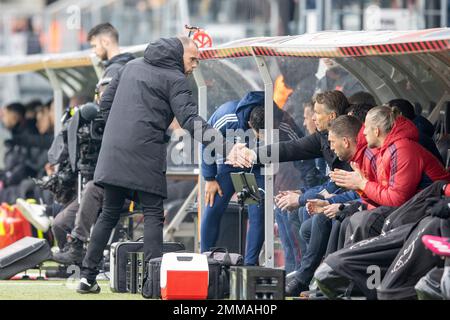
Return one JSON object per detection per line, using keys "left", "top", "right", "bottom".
{"left": 18, "top": 24, "right": 136, "bottom": 266}
{"left": 18, "top": 96, "right": 104, "bottom": 263}
{"left": 49, "top": 23, "right": 135, "bottom": 264}
{"left": 87, "top": 23, "right": 135, "bottom": 84}
{"left": 19, "top": 96, "right": 110, "bottom": 264}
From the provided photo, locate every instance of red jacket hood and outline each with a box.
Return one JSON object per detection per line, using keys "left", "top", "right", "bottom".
{"left": 380, "top": 116, "right": 419, "bottom": 154}
{"left": 350, "top": 125, "right": 368, "bottom": 164}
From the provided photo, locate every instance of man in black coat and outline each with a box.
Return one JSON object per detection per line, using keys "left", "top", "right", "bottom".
{"left": 77, "top": 36, "right": 231, "bottom": 293}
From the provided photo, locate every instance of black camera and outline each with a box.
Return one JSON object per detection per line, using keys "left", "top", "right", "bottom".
{"left": 76, "top": 104, "right": 105, "bottom": 181}
{"left": 33, "top": 102, "right": 105, "bottom": 203}
{"left": 33, "top": 161, "right": 76, "bottom": 204}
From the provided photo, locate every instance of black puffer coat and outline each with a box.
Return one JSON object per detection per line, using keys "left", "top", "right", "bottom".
{"left": 95, "top": 38, "right": 217, "bottom": 197}
{"left": 102, "top": 52, "right": 135, "bottom": 80}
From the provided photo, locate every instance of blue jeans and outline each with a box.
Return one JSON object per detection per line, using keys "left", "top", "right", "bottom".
{"left": 292, "top": 179, "right": 337, "bottom": 285}
{"left": 200, "top": 166, "right": 264, "bottom": 265}
{"left": 275, "top": 208, "right": 302, "bottom": 273}
{"left": 294, "top": 185, "right": 329, "bottom": 260}
{"left": 296, "top": 213, "right": 332, "bottom": 285}
{"left": 275, "top": 181, "right": 333, "bottom": 273}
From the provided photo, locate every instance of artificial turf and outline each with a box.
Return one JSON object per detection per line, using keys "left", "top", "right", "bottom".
{"left": 0, "top": 279, "right": 145, "bottom": 300}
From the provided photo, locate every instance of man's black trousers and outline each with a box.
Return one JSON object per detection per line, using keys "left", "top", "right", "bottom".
{"left": 81, "top": 184, "right": 164, "bottom": 282}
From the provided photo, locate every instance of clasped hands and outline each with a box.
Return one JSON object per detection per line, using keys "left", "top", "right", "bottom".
{"left": 275, "top": 190, "right": 301, "bottom": 212}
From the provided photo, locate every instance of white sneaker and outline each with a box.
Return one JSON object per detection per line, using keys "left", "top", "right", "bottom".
{"left": 16, "top": 198, "right": 51, "bottom": 232}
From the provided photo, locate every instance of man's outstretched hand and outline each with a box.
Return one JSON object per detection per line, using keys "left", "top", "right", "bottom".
{"left": 225, "top": 143, "right": 255, "bottom": 168}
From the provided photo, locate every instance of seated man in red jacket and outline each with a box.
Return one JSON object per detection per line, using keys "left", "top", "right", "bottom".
{"left": 330, "top": 105, "right": 450, "bottom": 245}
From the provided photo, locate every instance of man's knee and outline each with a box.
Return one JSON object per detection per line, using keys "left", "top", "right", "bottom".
{"left": 300, "top": 219, "right": 311, "bottom": 240}
{"left": 314, "top": 212, "right": 330, "bottom": 225}
{"left": 83, "top": 181, "right": 103, "bottom": 200}
{"left": 51, "top": 218, "right": 65, "bottom": 237}
{"left": 52, "top": 209, "right": 73, "bottom": 231}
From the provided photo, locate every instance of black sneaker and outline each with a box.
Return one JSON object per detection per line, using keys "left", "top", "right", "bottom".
{"left": 77, "top": 278, "right": 101, "bottom": 294}
{"left": 285, "top": 278, "right": 309, "bottom": 297}
{"left": 52, "top": 236, "right": 86, "bottom": 265}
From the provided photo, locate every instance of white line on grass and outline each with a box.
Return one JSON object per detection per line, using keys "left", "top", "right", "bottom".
{"left": 0, "top": 283, "right": 65, "bottom": 286}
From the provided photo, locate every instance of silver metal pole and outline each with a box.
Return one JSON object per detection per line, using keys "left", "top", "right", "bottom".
{"left": 298, "top": 0, "right": 307, "bottom": 34}
{"left": 45, "top": 67, "right": 64, "bottom": 137}
{"left": 324, "top": 0, "right": 333, "bottom": 30}
{"left": 193, "top": 67, "right": 207, "bottom": 250}
{"left": 78, "top": 172, "right": 82, "bottom": 204}
{"left": 441, "top": 0, "right": 448, "bottom": 27}
{"left": 269, "top": 0, "right": 280, "bottom": 36}
{"left": 317, "top": 0, "right": 325, "bottom": 31}
{"left": 90, "top": 55, "right": 103, "bottom": 81}
{"left": 178, "top": 0, "right": 191, "bottom": 31}
{"left": 427, "top": 91, "right": 450, "bottom": 125}
{"left": 255, "top": 56, "right": 275, "bottom": 268}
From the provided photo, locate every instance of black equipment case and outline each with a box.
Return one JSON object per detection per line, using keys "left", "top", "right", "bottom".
{"left": 141, "top": 256, "right": 163, "bottom": 298}
{"left": 0, "top": 237, "right": 52, "bottom": 280}
{"left": 230, "top": 266, "right": 285, "bottom": 300}
{"left": 110, "top": 240, "right": 185, "bottom": 292}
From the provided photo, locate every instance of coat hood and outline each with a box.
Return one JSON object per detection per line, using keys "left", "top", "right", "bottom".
{"left": 104, "top": 52, "right": 135, "bottom": 68}
{"left": 350, "top": 125, "right": 368, "bottom": 164}
{"left": 144, "top": 37, "right": 184, "bottom": 73}
{"left": 235, "top": 91, "right": 265, "bottom": 130}
{"left": 380, "top": 116, "right": 419, "bottom": 153}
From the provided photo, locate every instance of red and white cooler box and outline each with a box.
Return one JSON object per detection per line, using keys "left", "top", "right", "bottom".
{"left": 160, "top": 252, "right": 209, "bottom": 300}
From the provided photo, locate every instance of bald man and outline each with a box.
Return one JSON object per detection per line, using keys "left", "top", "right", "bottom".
{"left": 78, "top": 37, "right": 233, "bottom": 294}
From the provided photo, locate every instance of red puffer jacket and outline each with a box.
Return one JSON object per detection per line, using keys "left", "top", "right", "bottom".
{"left": 363, "top": 116, "right": 450, "bottom": 207}
{"left": 351, "top": 126, "right": 377, "bottom": 181}
{"left": 350, "top": 125, "right": 379, "bottom": 207}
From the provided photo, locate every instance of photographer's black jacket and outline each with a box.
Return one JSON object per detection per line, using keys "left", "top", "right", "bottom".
{"left": 102, "top": 52, "right": 135, "bottom": 81}
{"left": 95, "top": 38, "right": 223, "bottom": 197}
{"left": 257, "top": 130, "right": 351, "bottom": 172}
